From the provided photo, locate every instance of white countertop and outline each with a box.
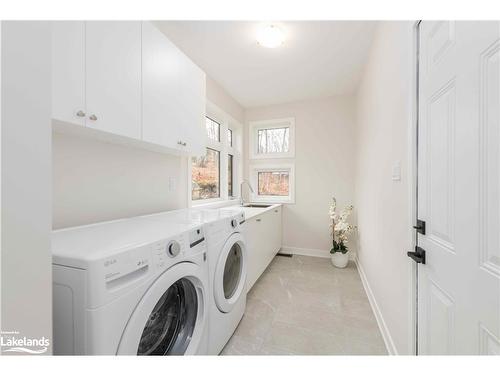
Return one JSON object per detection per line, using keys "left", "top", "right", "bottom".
{"left": 52, "top": 203, "right": 281, "bottom": 267}
{"left": 220, "top": 203, "right": 282, "bottom": 221}
{"left": 51, "top": 216, "right": 203, "bottom": 267}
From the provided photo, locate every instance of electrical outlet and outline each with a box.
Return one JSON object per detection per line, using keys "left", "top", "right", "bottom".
{"left": 392, "top": 161, "right": 401, "bottom": 181}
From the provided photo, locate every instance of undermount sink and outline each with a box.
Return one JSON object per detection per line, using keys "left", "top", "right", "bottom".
{"left": 242, "top": 204, "right": 272, "bottom": 208}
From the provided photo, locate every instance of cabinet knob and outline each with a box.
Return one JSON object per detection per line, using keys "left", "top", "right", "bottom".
{"left": 89, "top": 114, "right": 98, "bottom": 121}
{"left": 76, "top": 110, "right": 86, "bottom": 117}
{"left": 256, "top": 218, "right": 261, "bottom": 222}
{"left": 177, "top": 141, "right": 187, "bottom": 146}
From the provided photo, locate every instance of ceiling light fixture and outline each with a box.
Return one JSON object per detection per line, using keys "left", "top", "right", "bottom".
{"left": 256, "top": 24, "right": 285, "bottom": 48}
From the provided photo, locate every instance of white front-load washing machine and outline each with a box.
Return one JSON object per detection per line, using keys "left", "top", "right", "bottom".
{"left": 136, "top": 207, "right": 248, "bottom": 355}
{"left": 51, "top": 217, "right": 209, "bottom": 355}
{"left": 204, "top": 210, "right": 247, "bottom": 354}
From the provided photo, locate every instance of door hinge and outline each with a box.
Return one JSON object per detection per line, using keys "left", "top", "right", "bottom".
{"left": 407, "top": 246, "right": 426, "bottom": 264}
{"left": 413, "top": 219, "right": 426, "bottom": 235}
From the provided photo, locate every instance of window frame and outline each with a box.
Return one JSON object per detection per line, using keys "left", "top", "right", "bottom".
{"left": 248, "top": 117, "right": 295, "bottom": 160}
{"left": 191, "top": 147, "right": 221, "bottom": 201}
{"left": 205, "top": 116, "right": 221, "bottom": 142}
{"left": 227, "top": 128, "right": 233, "bottom": 147}
{"left": 228, "top": 153, "right": 234, "bottom": 198}
{"left": 249, "top": 163, "right": 295, "bottom": 204}
{"left": 190, "top": 101, "right": 242, "bottom": 206}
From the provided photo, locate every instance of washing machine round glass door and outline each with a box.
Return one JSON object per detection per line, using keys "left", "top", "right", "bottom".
{"left": 117, "top": 262, "right": 207, "bottom": 355}
{"left": 214, "top": 232, "right": 247, "bottom": 313}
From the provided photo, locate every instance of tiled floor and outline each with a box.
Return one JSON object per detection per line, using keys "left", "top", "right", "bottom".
{"left": 221, "top": 255, "right": 387, "bottom": 355}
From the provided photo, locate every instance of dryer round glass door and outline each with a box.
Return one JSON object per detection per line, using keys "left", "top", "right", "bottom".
{"left": 117, "top": 262, "right": 207, "bottom": 355}
{"left": 214, "top": 232, "right": 247, "bottom": 313}
{"left": 137, "top": 278, "right": 197, "bottom": 355}
{"left": 223, "top": 243, "right": 242, "bottom": 299}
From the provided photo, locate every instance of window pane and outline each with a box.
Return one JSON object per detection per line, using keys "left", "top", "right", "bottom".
{"left": 257, "top": 127, "right": 289, "bottom": 154}
{"left": 205, "top": 117, "right": 220, "bottom": 142}
{"left": 192, "top": 148, "right": 220, "bottom": 200}
{"left": 258, "top": 171, "right": 289, "bottom": 196}
{"left": 228, "top": 154, "right": 233, "bottom": 197}
{"left": 227, "top": 129, "right": 233, "bottom": 147}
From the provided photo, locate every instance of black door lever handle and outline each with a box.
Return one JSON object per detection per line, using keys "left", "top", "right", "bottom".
{"left": 413, "top": 219, "right": 426, "bottom": 235}
{"left": 407, "top": 246, "right": 426, "bottom": 264}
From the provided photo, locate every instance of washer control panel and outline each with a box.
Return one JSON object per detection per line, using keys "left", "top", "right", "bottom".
{"left": 152, "top": 236, "right": 185, "bottom": 269}
{"left": 166, "top": 240, "right": 181, "bottom": 257}
{"left": 152, "top": 226, "right": 206, "bottom": 270}
{"left": 88, "top": 225, "right": 206, "bottom": 307}
{"left": 188, "top": 227, "right": 205, "bottom": 248}
{"left": 101, "top": 244, "right": 151, "bottom": 287}
{"left": 236, "top": 212, "right": 245, "bottom": 225}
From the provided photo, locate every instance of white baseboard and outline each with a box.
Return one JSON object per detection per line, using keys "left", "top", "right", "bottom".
{"left": 279, "top": 246, "right": 331, "bottom": 258}
{"left": 354, "top": 256, "right": 398, "bottom": 355}
{"left": 280, "top": 246, "right": 357, "bottom": 260}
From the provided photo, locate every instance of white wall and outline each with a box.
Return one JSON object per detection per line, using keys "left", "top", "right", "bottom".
{"left": 206, "top": 76, "right": 244, "bottom": 124}
{"left": 1, "top": 21, "right": 52, "bottom": 353}
{"left": 244, "top": 96, "right": 357, "bottom": 256}
{"left": 52, "top": 133, "right": 189, "bottom": 229}
{"left": 354, "top": 21, "right": 415, "bottom": 354}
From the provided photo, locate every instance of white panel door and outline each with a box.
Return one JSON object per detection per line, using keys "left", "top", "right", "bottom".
{"left": 85, "top": 21, "right": 141, "bottom": 139}
{"left": 417, "top": 21, "right": 500, "bottom": 355}
{"left": 52, "top": 21, "right": 86, "bottom": 126}
{"left": 142, "top": 22, "right": 206, "bottom": 155}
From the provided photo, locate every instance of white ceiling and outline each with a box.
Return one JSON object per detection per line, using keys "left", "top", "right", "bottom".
{"left": 155, "top": 21, "right": 377, "bottom": 108}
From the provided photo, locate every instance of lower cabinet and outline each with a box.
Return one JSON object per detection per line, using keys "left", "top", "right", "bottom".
{"left": 245, "top": 206, "right": 282, "bottom": 290}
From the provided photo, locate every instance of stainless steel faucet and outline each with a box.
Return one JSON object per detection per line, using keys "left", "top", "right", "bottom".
{"left": 240, "top": 179, "right": 255, "bottom": 206}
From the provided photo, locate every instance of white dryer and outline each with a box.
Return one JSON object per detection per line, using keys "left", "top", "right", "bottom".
{"left": 52, "top": 217, "right": 209, "bottom": 355}
{"left": 203, "top": 210, "right": 247, "bottom": 355}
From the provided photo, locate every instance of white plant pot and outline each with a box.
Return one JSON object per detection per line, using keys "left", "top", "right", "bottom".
{"left": 331, "top": 252, "right": 349, "bottom": 268}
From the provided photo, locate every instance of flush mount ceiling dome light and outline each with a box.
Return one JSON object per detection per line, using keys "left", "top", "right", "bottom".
{"left": 256, "top": 25, "right": 285, "bottom": 48}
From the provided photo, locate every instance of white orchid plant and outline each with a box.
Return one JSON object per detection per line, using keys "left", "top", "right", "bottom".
{"left": 329, "top": 197, "right": 356, "bottom": 254}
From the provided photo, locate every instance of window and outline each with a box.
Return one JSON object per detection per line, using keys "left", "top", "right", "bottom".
{"left": 248, "top": 117, "right": 295, "bottom": 204}
{"left": 228, "top": 154, "right": 234, "bottom": 197}
{"left": 250, "top": 163, "right": 295, "bottom": 204}
{"left": 258, "top": 171, "right": 289, "bottom": 196}
{"left": 205, "top": 117, "right": 220, "bottom": 142}
{"left": 249, "top": 118, "right": 295, "bottom": 159}
{"left": 191, "top": 106, "right": 242, "bottom": 203}
{"left": 258, "top": 127, "right": 289, "bottom": 154}
{"left": 191, "top": 148, "right": 220, "bottom": 200}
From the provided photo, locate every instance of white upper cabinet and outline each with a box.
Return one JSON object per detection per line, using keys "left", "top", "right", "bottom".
{"left": 52, "top": 21, "right": 206, "bottom": 155}
{"left": 52, "top": 21, "right": 86, "bottom": 126}
{"left": 142, "top": 21, "right": 206, "bottom": 155}
{"left": 177, "top": 48, "right": 207, "bottom": 156}
{"left": 85, "top": 22, "right": 142, "bottom": 139}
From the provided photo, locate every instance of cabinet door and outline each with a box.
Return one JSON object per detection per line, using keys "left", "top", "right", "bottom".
{"left": 177, "top": 50, "right": 206, "bottom": 156}
{"left": 142, "top": 21, "right": 184, "bottom": 150}
{"left": 142, "top": 22, "right": 206, "bottom": 155}
{"left": 52, "top": 21, "right": 85, "bottom": 126}
{"left": 269, "top": 206, "right": 282, "bottom": 256}
{"left": 244, "top": 217, "right": 266, "bottom": 290}
{"left": 85, "top": 21, "right": 141, "bottom": 139}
